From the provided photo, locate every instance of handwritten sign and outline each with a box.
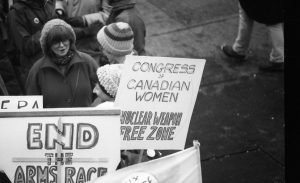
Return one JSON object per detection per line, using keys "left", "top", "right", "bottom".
{"left": 0, "top": 96, "right": 43, "bottom": 111}
{"left": 0, "top": 108, "right": 120, "bottom": 183}
{"left": 115, "top": 56, "right": 206, "bottom": 150}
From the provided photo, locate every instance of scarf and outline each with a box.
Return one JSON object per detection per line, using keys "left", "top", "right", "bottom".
{"left": 52, "top": 50, "right": 74, "bottom": 66}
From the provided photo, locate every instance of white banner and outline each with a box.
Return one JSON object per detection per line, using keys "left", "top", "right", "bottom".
{"left": 0, "top": 96, "right": 43, "bottom": 111}
{"left": 90, "top": 141, "right": 202, "bottom": 183}
{"left": 0, "top": 108, "right": 120, "bottom": 183}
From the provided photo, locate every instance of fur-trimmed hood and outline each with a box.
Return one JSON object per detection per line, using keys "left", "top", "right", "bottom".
{"left": 39, "top": 19, "right": 76, "bottom": 57}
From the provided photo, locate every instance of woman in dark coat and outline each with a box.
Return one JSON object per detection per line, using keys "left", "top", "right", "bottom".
{"left": 26, "top": 19, "right": 98, "bottom": 108}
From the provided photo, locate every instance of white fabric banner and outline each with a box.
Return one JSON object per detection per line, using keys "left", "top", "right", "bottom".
{"left": 90, "top": 141, "right": 202, "bottom": 183}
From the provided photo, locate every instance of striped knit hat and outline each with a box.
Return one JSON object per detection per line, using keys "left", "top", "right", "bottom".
{"left": 97, "top": 22, "right": 134, "bottom": 56}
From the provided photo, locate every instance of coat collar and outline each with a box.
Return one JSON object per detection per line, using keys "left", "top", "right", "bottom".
{"left": 40, "top": 51, "right": 85, "bottom": 72}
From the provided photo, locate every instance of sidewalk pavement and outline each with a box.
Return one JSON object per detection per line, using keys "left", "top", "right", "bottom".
{"left": 136, "top": 0, "right": 284, "bottom": 182}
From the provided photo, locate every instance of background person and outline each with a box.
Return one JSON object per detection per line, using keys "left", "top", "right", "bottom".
{"left": 55, "top": 0, "right": 109, "bottom": 66}
{"left": 221, "top": 0, "right": 284, "bottom": 72}
{"left": 96, "top": 21, "right": 135, "bottom": 64}
{"left": 106, "top": 0, "right": 146, "bottom": 56}
{"left": 0, "top": 0, "right": 23, "bottom": 95}
{"left": 7, "top": 0, "right": 57, "bottom": 87}
{"left": 26, "top": 19, "right": 98, "bottom": 108}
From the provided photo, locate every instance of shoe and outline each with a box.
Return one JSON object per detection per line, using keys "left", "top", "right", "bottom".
{"left": 221, "top": 45, "right": 246, "bottom": 59}
{"left": 259, "top": 62, "right": 284, "bottom": 72}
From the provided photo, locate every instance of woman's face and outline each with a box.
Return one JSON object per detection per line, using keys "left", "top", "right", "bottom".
{"left": 51, "top": 40, "right": 70, "bottom": 57}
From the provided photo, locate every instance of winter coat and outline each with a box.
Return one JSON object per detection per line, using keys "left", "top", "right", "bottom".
{"left": 57, "top": 0, "right": 101, "bottom": 18}
{"left": 107, "top": 0, "right": 146, "bottom": 56}
{"left": 0, "top": 0, "right": 24, "bottom": 95}
{"left": 26, "top": 51, "right": 98, "bottom": 108}
{"left": 239, "top": 0, "right": 283, "bottom": 25}
{"left": 7, "top": 0, "right": 56, "bottom": 82}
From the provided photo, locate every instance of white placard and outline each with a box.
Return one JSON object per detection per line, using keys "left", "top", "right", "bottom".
{"left": 115, "top": 56, "right": 206, "bottom": 150}
{"left": 0, "top": 96, "right": 43, "bottom": 111}
{"left": 0, "top": 108, "right": 120, "bottom": 183}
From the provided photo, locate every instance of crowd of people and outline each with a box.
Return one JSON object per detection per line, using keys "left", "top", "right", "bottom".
{"left": 0, "top": 0, "right": 152, "bottom": 175}
{"left": 0, "top": 0, "right": 284, "bottom": 177}
{"left": 0, "top": 0, "right": 146, "bottom": 98}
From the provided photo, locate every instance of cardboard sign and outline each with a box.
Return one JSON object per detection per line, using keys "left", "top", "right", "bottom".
{"left": 0, "top": 96, "right": 43, "bottom": 111}
{"left": 115, "top": 56, "right": 206, "bottom": 150}
{"left": 0, "top": 108, "right": 120, "bottom": 183}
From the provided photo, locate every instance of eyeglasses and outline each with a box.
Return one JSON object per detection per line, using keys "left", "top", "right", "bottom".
{"left": 52, "top": 40, "right": 70, "bottom": 47}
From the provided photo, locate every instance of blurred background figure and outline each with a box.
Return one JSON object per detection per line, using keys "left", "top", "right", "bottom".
{"left": 55, "top": 0, "right": 109, "bottom": 66}
{"left": 97, "top": 22, "right": 134, "bottom": 64}
{"left": 6, "top": 0, "right": 57, "bottom": 90}
{"left": 55, "top": 0, "right": 146, "bottom": 65}
{"left": 0, "top": 0, "right": 23, "bottom": 95}
{"left": 221, "top": 0, "right": 284, "bottom": 72}
{"left": 106, "top": 0, "right": 146, "bottom": 56}
{"left": 26, "top": 19, "right": 98, "bottom": 108}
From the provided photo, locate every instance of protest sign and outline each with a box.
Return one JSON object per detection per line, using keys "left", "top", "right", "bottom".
{"left": 90, "top": 141, "right": 202, "bottom": 183}
{"left": 115, "top": 56, "right": 206, "bottom": 150}
{"left": 0, "top": 96, "right": 43, "bottom": 111}
{"left": 0, "top": 108, "right": 120, "bottom": 183}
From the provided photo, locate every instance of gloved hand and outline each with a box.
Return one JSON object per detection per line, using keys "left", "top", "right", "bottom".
{"left": 66, "top": 16, "right": 87, "bottom": 27}
{"left": 83, "top": 12, "right": 108, "bottom": 27}
{"left": 82, "top": 22, "right": 104, "bottom": 37}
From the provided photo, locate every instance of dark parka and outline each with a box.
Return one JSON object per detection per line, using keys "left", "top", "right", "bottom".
{"left": 7, "top": 0, "right": 56, "bottom": 82}
{"left": 107, "top": 0, "right": 146, "bottom": 55}
{"left": 26, "top": 51, "right": 98, "bottom": 108}
{"left": 239, "top": 0, "right": 283, "bottom": 25}
{"left": 0, "top": 0, "right": 24, "bottom": 95}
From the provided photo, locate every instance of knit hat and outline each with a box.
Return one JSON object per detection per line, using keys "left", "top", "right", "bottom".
{"left": 97, "top": 22, "right": 134, "bottom": 56}
{"left": 96, "top": 64, "right": 123, "bottom": 98}
{"left": 40, "top": 19, "right": 76, "bottom": 56}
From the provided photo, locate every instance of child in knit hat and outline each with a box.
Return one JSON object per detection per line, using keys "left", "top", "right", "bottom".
{"left": 97, "top": 22, "right": 135, "bottom": 64}
{"left": 91, "top": 64, "right": 123, "bottom": 107}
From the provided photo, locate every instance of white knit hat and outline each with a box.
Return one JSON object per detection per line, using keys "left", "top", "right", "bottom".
{"left": 97, "top": 22, "right": 134, "bottom": 56}
{"left": 96, "top": 64, "right": 123, "bottom": 98}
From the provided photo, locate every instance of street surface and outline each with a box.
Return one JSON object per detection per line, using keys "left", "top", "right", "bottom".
{"left": 136, "top": 0, "right": 285, "bottom": 182}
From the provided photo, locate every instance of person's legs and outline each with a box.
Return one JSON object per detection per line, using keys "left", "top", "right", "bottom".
{"left": 268, "top": 23, "right": 284, "bottom": 63}
{"left": 259, "top": 23, "right": 284, "bottom": 72}
{"left": 222, "top": 3, "right": 254, "bottom": 59}
{"left": 232, "top": 4, "right": 254, "bottom": 55}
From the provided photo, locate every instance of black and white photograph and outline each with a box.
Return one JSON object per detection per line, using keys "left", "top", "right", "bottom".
{"left": 0, "top": 0, "right": 285, "bottom": 182}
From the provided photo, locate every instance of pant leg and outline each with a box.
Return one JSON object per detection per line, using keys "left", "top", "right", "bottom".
{"left": 232, "top": 3, "right": 254, "bottom": 55}
{"left": 267, "top": 23, "right": 284, "bottom": 63}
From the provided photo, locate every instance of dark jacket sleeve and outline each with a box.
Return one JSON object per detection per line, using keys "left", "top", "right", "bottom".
{"left": 25, "top": 62, "right": 41, "bottom": 95}
{"left": 7, "top": 9, "right": 42, "bottom": 57}
{"left": 79, "top": 52, "right": 99, "bottom": 101}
